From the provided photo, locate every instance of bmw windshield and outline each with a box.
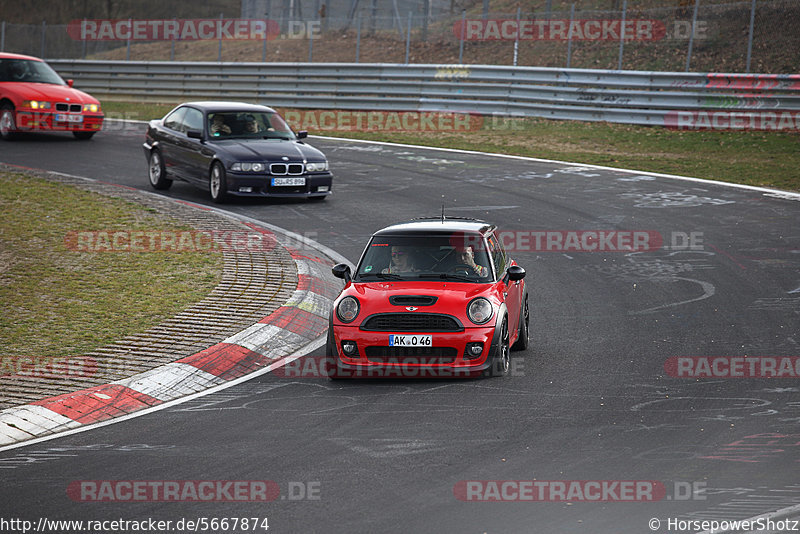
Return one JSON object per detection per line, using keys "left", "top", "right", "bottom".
{"left": 207, "top": 111, "right": 295, "bottom": 140}
{"left": 0, "top": 59, "right": 65, "bottom": 84}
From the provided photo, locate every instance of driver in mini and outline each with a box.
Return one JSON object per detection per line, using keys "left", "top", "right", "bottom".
{"left": 456, "top": 245, "right": 489, "bottom": 277}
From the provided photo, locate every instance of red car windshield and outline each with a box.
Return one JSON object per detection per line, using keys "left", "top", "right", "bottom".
{"left": 355, "top": 234, "right": 492, "bottom": 283}
{"left": 0, "top": 59, "right": 65, "bottom": 85}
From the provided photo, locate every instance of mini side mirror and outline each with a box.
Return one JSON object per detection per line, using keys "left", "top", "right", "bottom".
{"left": 332, "top": 263, "right": 352, "bottom": 282}
{"left": 508, "top": 265, "right": 526, "bottom": 281}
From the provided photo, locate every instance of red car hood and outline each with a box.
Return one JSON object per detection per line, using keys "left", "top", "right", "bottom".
{"left": 339, "top": 281, "right": 500, "bottom": 323}
{"left": 2, "top": 82, "right": 99, "bottom": 105}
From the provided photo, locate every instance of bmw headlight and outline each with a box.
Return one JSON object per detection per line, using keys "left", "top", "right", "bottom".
{"left": 231, "top": 162, "right": 266, "bottom": 172}
{"left": 82, "top": 103, "right": 100, "bottom": 113}
{"left": 22, "top": 100, "right": 51, "bottom": 110}
{"left": 305, "top": 161, "right": 328, "bottom": 172}
{"left": 336, "top": 296, "right": 360, "bottom": 323}
{"left": 467, "top": 297, "right": 494, "bottom": 325}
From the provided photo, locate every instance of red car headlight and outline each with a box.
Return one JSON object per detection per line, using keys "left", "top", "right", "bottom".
{"left": 336, "top": 296, "right": 360, "bottom": 323}
{"left": 21, "top": 100, "right": 51, "bottom": 110}
{"left": 467, "top": 297, "right": 494, "bottom": 325}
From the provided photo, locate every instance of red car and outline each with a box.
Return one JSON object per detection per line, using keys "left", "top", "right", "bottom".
{"left": 327, "top": 217, "right": 528, "bottom": 378}
{"left": 0, "top": 52, "right": 103, "bottom": 140}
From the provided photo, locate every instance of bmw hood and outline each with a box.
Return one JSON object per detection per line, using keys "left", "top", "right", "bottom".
{"left": 3, "top": 82, "right": 99, "bottom": 104}
{"left": 212, "top": 139, "right": 326, "bottom": 161}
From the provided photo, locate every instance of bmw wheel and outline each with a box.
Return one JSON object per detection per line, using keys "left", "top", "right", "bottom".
{"left": 148, "top": 149, "right": 172, "bottom": 190}
{"left": 0, "top": 104, "right": 17, "bottom": 141}
{"left": 209, "top": 161, "right": 228, "bottom": 203}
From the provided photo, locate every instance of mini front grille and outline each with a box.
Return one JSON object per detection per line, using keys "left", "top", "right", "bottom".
{"left": 270, "top": 163, "right": 304, "bottom": 175}
{"left": 361, "top": 313, "right": 463, "bottom": 332}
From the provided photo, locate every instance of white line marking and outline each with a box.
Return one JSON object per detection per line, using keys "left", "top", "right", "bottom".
{"left": 310, "top": 135, "right": 800, "bottom": 199}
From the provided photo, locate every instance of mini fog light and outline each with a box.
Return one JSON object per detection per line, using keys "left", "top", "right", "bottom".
{"left": 341, "top": 341, "right": 358, "bottom": 356}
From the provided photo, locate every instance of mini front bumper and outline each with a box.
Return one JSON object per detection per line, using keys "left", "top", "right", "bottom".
{"left": 329, "top": 325, "right": 499, "bottom": 378}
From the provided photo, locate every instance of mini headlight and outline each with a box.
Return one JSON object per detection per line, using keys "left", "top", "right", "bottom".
{"left": 336, "top": 296, "right": 360, "bottom": 323}
{"left": 467, "top": 297, "right": 494, "bottom": 325}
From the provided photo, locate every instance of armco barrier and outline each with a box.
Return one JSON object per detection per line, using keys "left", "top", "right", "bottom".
{"left": 48, "top": 60, "right": 800, "bottom": 129}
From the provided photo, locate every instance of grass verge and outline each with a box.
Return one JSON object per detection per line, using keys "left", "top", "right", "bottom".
{"left": 0, "top": 172, "right": 222, "bottom": 361}
{"left": 103, "top": 100, "right": 799, "bottom": 192}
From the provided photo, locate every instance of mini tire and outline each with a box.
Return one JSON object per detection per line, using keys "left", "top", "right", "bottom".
{"left": 486, "top": 318, "right": 510, "bottom": 377}
{"left": 148, "top": 149, "right": 172, "bottom": 190}
{"left": 209, "top": 161, "right": 228, "bottom": 203}
{"left": 325, "top": 329, "right": 345, "bottom": 380}
{"left": 511, "top": 295, "right": 529, "bottom": 351}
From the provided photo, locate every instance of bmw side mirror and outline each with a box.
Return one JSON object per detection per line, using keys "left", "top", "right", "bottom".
{"left": 296, "top": 130, "right": 308, "bottom": 139}
{"left": 186, "top": 130, "right": 203, "bottom": 140}
{"left": 508, "top": 265, "right": 526, "bottom": 281}
{"left": 332, "top": 263, "right": 352, "bottom": 283}
{"left": 67, "top": 79, "right": 74, "bottom": 88}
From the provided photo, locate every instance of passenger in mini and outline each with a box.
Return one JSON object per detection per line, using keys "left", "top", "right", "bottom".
{"left": 383, "top": 246, "right": 419, "bottom": 273}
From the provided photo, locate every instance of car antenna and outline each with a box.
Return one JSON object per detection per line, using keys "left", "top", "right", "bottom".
{"left": 441, "top": 204, "right": 445, "bottom": 223}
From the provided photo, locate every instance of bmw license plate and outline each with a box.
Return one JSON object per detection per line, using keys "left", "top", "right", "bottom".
{"left": 272, "top": 177, "right": 305, "bottom": 186}
{"left": 55, "top": 114, "right": 83, "bottom": 123}
{"left": 389, "top": 334, "right": 432, "bottom": 347}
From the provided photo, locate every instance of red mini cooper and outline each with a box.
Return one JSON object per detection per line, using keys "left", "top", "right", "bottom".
{"left": 0, "top": 52, "right": 103, "bottom": 140}
{"left": 327, "top": 217, "right": 528, "bottom": 378}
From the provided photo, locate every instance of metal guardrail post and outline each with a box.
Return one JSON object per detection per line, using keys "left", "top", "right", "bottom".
{"left": 617, "top": 0, "right": 626, "bottom": 70}
{"left": 458, "top": 10, "right": 466, "bottom": 64}
{"left": 218, "top": 13, "right": 224, "bottom": 62}
{"left": 126, "top": 19, "right": 131, "bottom": 60}
{"left": 1, "top": 21, "right": 5, "bottom": 52}
{"left": 41, "top": 20, "right": 46, "bottom": 58}
{"left": 746, "top": 0, "right": 757, "bottom": 73}
{"left": 356, "top": 14, "right": 362, "bottom": 63}
{"left": 405, "top": 11, "right": 412, "bottom": 64}
{"left": 513, "top": 7, "right": 521, "bottom": 67}
{"left": 566, "top": 3, "right": 575, "bottom": 68}
{"left": 685, "top": 0, "right": 700, "bottom": 72}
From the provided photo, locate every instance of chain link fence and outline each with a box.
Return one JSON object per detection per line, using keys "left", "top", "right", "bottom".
{"left": 1, "top": 0, "right": 797, "bottom": 73}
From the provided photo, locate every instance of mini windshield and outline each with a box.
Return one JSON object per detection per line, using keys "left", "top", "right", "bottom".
{"left": 0, "top": 59, "right": 65, "bottom": 85}
{"left": 355, "top": 234, "right": 492, "bottom": 283}
{"left": 208, "top": 111, "right": 295, "bottom": 140}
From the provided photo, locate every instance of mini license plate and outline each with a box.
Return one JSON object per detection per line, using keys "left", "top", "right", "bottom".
{"left": 55, "top": 114, "right": 83, "bottom": 123}
{"left": 272, "top": 177, "right": 306, "bottom": 186}
{"left": 389, "top": 334, "right": 432, "bottom": 347}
